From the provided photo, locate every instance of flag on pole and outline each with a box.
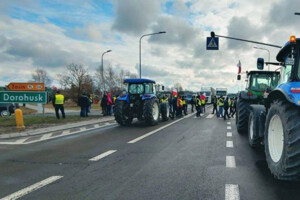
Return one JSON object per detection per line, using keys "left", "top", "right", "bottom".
{"left": 172, "top": 88, "right": 178, "bottom": 97}
{"left": 237, "top": 60, "right": 241, "bottom": 74}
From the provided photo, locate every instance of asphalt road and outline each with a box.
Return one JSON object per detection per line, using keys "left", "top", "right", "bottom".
{"left": 1, "top": 106, "right": 300, "bottom": 200}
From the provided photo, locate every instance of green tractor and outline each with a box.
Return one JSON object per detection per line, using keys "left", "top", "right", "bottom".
{"left": 236, "top": 70, "right": 280, "bottom": 134}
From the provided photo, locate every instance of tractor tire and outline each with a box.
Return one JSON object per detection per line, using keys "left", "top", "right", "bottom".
{"left": 265, "top": 100, "right": 300, "bottom": 180}
{"left": 114, "top": 101, "right": 132, "bottom": 126}
{"left": 144, "top": 98, "right": 160, "bottom": 126}
{"left": 236, "top": 98, "right": 252, "bottom": 134}
{"left": 248, "top": 110, "right": 261, "bottom": 148}
{"left": 161, "top": 102, "right": 169, "bottom": 122}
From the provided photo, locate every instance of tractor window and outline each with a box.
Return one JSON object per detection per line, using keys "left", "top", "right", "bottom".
{"left": 280, "top": 65, "right": 292, "bottom": 83}
{"left": 144, "top": 84, "right": 153, "bottom": 94}
{"left": 250, "top": 73, "right": 279, "bottom": 91}
{"left": 129, "top": 84, "right": 144, "bottom": 94}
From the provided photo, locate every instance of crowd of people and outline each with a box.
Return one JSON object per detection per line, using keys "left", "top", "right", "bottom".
{"left": 161, "top": 93, "right": 237, "bottom": 121}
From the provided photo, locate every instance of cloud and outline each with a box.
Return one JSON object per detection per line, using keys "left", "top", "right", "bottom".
{"left": 227, "top": 16, "right": 263, "bottom": 49}
{"left": 149, "top": 15, "right": 200, "bottom": 47}
{"left": 112, "top": 0, "right": 160, "bottom": 35}
{"left": 134, "top": 63, "right": 174, "bottom": 78}
{"left": 267, "top": 0, "right": 300, "bottom": 29}
{"left": 72, "top": 23, "right": 103, "bottom": 42}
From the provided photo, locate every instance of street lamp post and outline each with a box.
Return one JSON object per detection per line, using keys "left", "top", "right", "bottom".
{"left": 101, "top": 50, "right": 112, "bottom": 93}
{"left": 253, "top": 47, "right": 270, "bottom": 70}
{"left": 139, "top": 31, "right": 166, "bottom": 79}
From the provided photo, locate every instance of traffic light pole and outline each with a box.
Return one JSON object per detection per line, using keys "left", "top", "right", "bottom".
{"left": 211, "top": 32, "right": 282, "bottom": 49}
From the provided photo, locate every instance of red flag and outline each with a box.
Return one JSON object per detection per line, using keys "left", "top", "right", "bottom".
{"left": 237, "top": 60, "right": 241, "bottom": 74}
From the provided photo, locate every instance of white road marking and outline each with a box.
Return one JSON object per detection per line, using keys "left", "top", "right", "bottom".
{"left": 94, "top": 124, "right": 100, "bottom": 128}
{"left": 0, "top": 176, "right": 63, "bottom": 200}
{"left": 226, "top": 156, "right": 236, "bottom": 168}
{"left": 227, "top": 122, "right": 231, "bottom": 125}
{"left": 89, "top": 150, "right": 117, "bottom": 161}
{"left": 225, "top": 184, "right": 240, "bottom": 200}
{"left": 128, "top": 113, "right": 194, "bottom": 144}
{"left": 0, "top": 123, "right": 118, "bottom": 145}
{"left": 206, "top": 114, "right": 214, "bottom": 119}
{"left": 227, "top": 132, "right": 232, "bottom": 137}
{"left": 40, "top": 133, "right": 52, "bottom": 140}
{"left": 227, "top": 126, "right": 232, "bottom": 130}
{"left": 80, "top": 127, "right": 87, "bottom": 131}
{"left": 226, "top": 141, "right": 234, "bottom": 148}
{"left": 105, "top": 122, "right": 110, "bottom": 125}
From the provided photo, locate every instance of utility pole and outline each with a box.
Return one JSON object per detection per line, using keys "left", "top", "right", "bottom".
{"left": 139, "top": 31, "right": 166, "bottom": 78}
{"left": 101, "top": 50, "right": 112, "bottom": 94}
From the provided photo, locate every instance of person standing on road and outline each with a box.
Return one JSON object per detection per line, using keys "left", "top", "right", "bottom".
{"left": 172, "top": 94, "right": 177, "bottom": 119}
{"left": 217, "top": 96, "right": 224, "bottom": 118}
{"left": 52, "top": 90, "right": 65, "bottom": 119}
{"left": 212, "top": 96, "right": 218, "bottom": 114}
{"left": 106, "top": 93, "right": 113, "bottom": 116}
{"left": 101, "top": 94, "right": 107, "bottom": 116}
{"left": 177, "top": 96, "right": 183, "bottom": 118}
{"left": 196, "top": 95, "right": 202, "bottom": 117}
{"left": 229, "top": 98, "right": 234, "bottom": 116}
{"left": 200, "top": 94, "right": 206, "bottom": 113}
{"left": 231, "top": 97, "right": 238, "bottom": 117}
{"left": 87, "top": 94, "right": 92, "bottom": 114}
{"left": 191, "top": 96, "right": 195, "bottom": 113}
{"left": 182, "top": 96, "right": 187, "bottom": 115}
{"left": 78, "top": 93, "right": 89, "bottom": 117}
{"left": 223, "top": 97, "right": 231, "bottom": 120}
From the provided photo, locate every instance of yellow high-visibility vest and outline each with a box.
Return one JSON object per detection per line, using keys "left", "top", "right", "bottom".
{"left": 196, "top": 98, "right": 202, "bottom": 106}
{"left": 182, "top": 100, "right": 186, "bottom": 105}
{"left": 218, "top": 98, "right": 224, "bottom": 106}
{"left": 161, "top": 97, "right": 168, "bottom": 103}
{"left": 55, "top": 94, "right": 64, "bottom": 105}
{"left": 201, "top": 99, "right": 205, "bottom": 104}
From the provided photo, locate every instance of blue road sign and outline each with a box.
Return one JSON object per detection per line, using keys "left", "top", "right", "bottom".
{"left": 206, "top": 37, "right": 219, "bottom": 50}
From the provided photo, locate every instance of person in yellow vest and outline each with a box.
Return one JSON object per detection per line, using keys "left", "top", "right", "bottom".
{"left": 52, "top": 90, "right": 65, "bottom": 119}
{"left": 177, "top": 96, "right": 183, "bottom": 117}
{"left": 200, "top": 94, "right": 206, "bottom": 113}
{"left": 217, "top": 96, "right": 224, "bottom": 118}
{"left": 161, "top": 95, "right": 168, "bottom": 103}
{"left": 196, "top": 95, "right": 202, "bottom": 117}
{"left": 229, "top": 98, "right": 234, "bottom": 116}
{"left": 182, "top": 96, "right": 187, "bottom": 115}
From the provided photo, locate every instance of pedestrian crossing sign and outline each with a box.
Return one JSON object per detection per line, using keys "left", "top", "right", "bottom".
{"left": 206, "top": 37, "right": 219, "bottom": 50}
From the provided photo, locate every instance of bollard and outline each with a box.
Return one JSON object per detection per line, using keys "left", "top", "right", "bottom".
{"left": 15, "top": 109, "right": 25, "bottom": 130}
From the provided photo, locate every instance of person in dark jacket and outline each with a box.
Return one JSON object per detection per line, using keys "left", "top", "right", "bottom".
{"left": 223, "top": 97, "right": 231, "bottom": 120}
{"left": 101, "top": 94, "right": 107, "bottom": 116}
{"left": 212, "top": 96, "right": 218, "bottom": 114}
{"left": 171, "top": 95, "right": 177, "bottom": 120}
{"left": 231, "top": 97, "right": 237, "bottom": 117}
{"left": 191, "top": 96, "right": 195, "bottom": 113}
{"left": 78, "top": 93, "right": 89, "bottom": 117}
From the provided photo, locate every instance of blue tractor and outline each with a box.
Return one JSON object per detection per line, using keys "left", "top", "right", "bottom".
{"left": 115, "top": 78, "right": 169, "bottom": 126}
{"left": 247, "top": 36, "right": 300, "bottom": 180}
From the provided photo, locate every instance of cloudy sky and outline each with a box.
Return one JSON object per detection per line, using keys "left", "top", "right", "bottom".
{"left": 0, "top": 0, "right": 299, "bottom": 92}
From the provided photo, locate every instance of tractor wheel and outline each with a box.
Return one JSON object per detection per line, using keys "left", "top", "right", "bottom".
{"left": 114, "top": 101, "right": 132, "bottom": 126}
{"left": 236, "top": 98, "right": 252, "bottom": 134}
{"left": 161, "top": 102, "right": 169, "bottom": 122}
{"left": 248, "top": 110, "right": 261, "bottom": 148}
{"left": 144, "top": 98, "right": 160, "bottom": 126}
{"left": 265, "top": 100, "right": 300, "bottom": 180}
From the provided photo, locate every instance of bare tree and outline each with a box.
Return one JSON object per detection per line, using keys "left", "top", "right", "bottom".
{"left": 57, "top": 63, "right": 93, "bottom": 102}
{"left": 31, "top": 69, "right": 52, "bottom": 87}
{"left": 173, "top": 83, "right": 183, "bottom": 92}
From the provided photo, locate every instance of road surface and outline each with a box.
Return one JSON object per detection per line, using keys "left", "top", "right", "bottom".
{"left": 1, "top": 106, "right": 300, "bottom": 200}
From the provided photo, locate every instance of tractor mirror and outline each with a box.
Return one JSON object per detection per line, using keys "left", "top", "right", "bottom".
{"left": 257, "top": 58, "right": 264, "bottom": 70}
{"left": 237, "top": 75, "right": 241, "bottom": 80}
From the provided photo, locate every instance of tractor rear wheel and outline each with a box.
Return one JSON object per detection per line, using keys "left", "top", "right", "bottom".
{"left": 114, "top": 101, "right": 132, "bottom": 126}
{"left": 236, "top": 98, "right": 252, "bottom": 134}
{"left": 265, "top": 100, "right": 300, "bottom": 180}
{"left": 144, "top": 98, "right": 160, "bottom": 126}
{"left": 161, "top": 102, "right": 169, "bottom": 121}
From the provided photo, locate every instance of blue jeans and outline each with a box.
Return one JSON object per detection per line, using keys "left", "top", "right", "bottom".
{"left": 218, "top": 106, "right": 223, "bottom": 117}
{"left": 80, "top": 106, "right": 87, "bottom": 117}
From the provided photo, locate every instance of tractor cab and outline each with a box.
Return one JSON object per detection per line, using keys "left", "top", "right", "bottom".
{"left": 245, "top": 71, "right": 280, "bottom": 96}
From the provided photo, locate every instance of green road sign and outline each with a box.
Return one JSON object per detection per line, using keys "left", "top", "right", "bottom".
{"left": 0, "top": 91, "right": 47, "bottom": 104}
